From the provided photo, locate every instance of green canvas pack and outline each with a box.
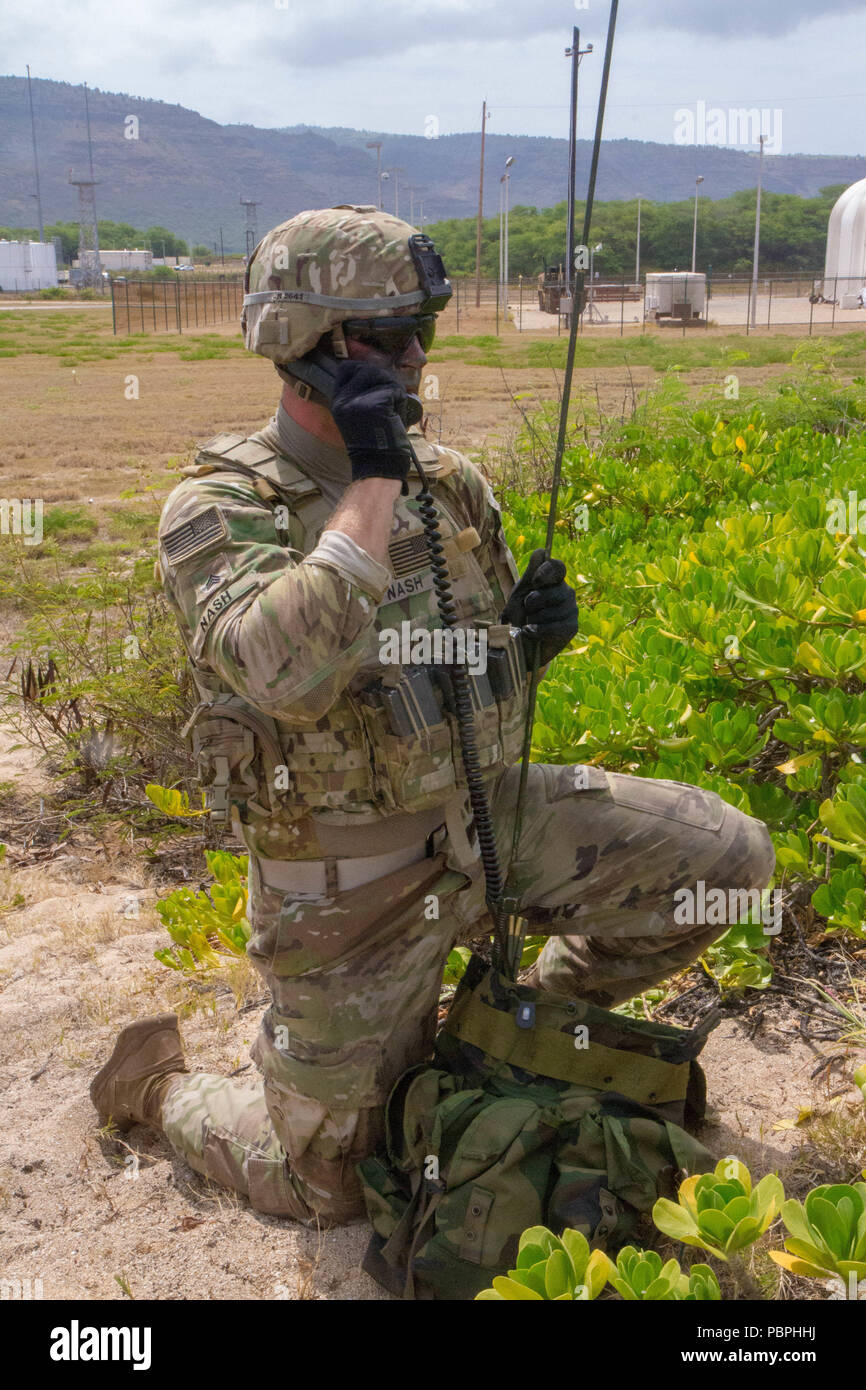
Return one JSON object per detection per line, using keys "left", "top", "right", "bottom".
{"left": 358, "top": 955, "right": 716, "bottom": 1300}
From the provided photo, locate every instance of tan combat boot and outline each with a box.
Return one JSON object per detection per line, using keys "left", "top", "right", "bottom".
{"left": 90, "top": 1012, "right": 189, "bottom": 1132}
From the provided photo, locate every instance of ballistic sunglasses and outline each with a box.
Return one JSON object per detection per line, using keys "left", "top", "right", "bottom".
{"left": 341, "top": 314, "right": 437, "bottom": 357}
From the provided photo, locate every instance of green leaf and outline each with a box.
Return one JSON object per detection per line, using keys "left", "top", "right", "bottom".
{"left": 144, "top": 782, "right": 206, "bottom": 818}
{"left": 697, "top": 1209, "right": 735, "bottom": 1243}
{"left": 544, "top": 1249, "right": 573, "bottom": 1300}
{"left": 652, "top": 1198, "right": 701, "bottom": 1243}
{"left": 490, "top": 1276, "right": 543, "bottom": 1300}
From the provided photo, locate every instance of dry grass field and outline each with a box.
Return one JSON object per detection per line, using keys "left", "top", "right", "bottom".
{"left": 1, "top": 303, "right": 865, "bottom": 1301}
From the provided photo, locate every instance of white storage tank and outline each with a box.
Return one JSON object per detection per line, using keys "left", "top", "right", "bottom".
{"left": 0, "top": 240, "right": 58, "bottom": 292}
{"left": 645, "top": 271, "right": 706, "bottom": 320}
{"left": 823, "top": 178, "right": 866, "bottom": 303}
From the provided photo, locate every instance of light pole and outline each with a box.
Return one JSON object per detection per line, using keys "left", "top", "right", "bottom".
{"left": 498, "top": 177, "right": 504, "bottom": 318}
{"left": 750, "top": 135, "right": 766, "bottom": 330}
{"left": 635, "top": 195, "right": 642, "bottom": 284}
{"left": 691, "top": 175, "right": 704, "bottom": 273}
{"left": 563, "top": 33, "right": 593, "bottom": 298}
{"left": 503, "top": 156, "right": 514, "bottom": 317}
{"left": 406, "top": 186, "right": 421, "bottom": 226}
{"left": 385, "top": 167, "right": 403, "bottom": 218}
{"left": 589, "top": 241, "right": 603, "bottom": 312}
{"left": 366, "top": 141, "right": 383, "bottom": 209}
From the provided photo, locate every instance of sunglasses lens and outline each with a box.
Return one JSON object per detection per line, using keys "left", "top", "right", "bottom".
{"left": 416, "top": 319, "right": 436, "bottom": 351}
{"left": 344, "top": 317, "right": 435, "bottom": 355}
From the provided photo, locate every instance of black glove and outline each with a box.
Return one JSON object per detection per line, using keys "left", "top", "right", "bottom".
{"left": 501, "top": 547, "right": 579, "bottom": 665}
{"left": 331, "top": 361, "right": 414, "bottom": 494}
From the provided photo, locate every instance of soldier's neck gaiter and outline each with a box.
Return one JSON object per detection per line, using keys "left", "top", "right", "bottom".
{"left": 267, "top": 403, "right": 352, "bottom": 507}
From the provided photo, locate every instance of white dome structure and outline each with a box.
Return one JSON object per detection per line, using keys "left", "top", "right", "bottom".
{"left": 824, "top": 178, "right": 866, "bottom": 303}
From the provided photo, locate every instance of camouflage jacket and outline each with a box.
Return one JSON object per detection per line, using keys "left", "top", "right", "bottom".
{"left": 157, "top": 424, "right": 525, "bottom": 859}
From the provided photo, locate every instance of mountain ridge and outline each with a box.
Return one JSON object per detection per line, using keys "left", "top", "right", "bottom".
{"left": 2, "top": 77, "right": 863, "bottom": 250}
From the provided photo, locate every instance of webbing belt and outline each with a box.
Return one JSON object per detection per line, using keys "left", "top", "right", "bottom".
{"left": 442, "top": 986, "right": 690, "bottom": 1106}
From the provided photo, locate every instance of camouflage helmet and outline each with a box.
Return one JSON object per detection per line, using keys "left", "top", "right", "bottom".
{"left": 242, "top": 204, "right": 451, "bottom": 363}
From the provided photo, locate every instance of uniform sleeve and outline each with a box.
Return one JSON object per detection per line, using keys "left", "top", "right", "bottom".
{"left": 158, "top": 476, "right": 388, "bottom": 722}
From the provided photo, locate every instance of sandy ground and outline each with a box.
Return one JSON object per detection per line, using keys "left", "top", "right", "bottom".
{"left": 2, "top": 713, "right": 863, "bottom": 1302}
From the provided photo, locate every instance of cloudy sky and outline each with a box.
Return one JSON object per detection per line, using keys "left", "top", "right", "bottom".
{"left": 3, "top": 0, "right": 865, "bottom": 155}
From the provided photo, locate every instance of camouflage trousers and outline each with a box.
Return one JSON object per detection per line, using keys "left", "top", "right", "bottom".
{"left": 162, "top": 763, "right": 774, "bottom": 1225}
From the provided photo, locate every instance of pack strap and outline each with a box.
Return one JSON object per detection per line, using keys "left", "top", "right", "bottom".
{"left": 442, "top": 986, "right": 690, "bottom": 1106}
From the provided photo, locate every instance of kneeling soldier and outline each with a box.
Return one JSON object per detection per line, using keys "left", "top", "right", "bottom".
{"left": 92, "top": 206, "right": 774, "bottom": 1224}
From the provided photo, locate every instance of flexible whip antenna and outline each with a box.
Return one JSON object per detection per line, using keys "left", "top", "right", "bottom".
{"left": 411, "top": 0, "right": 619, "bottom": 977}
{"left": 498, "top": 0, "right": 620, "bottom": 979}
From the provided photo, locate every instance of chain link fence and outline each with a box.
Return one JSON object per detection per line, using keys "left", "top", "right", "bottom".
{"left": 501, "top": 272, "right": 866, "bottom": 336}
{"left": 108, "top": 270, "right": 866, "bottom": 339}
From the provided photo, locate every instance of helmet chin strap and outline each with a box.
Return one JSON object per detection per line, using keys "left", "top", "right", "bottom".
{"left": 276, "top": 326, "right": 347, "bottom": 406}
{"left": 277, "top": 326, "right": 423, "bottom": 427}
{"left": 276, "top": 363, "right": 331, "bottom": 408}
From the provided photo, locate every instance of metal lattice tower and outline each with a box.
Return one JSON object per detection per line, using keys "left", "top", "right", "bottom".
{"left": 68, "top": 172, "right": 101, "bottom": 287}
{"left": 240, "top": 197, "right": 261, "bottom": 261}
{"left": 69, "top": 83, "right": 101, "bottom": 289}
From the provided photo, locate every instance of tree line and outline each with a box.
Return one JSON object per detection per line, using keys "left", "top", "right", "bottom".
{"left": 1, "top": 185, "right": 847, "bottom": 279}
{"left": 427, "top": 186, "right": 847, "bottom": 280}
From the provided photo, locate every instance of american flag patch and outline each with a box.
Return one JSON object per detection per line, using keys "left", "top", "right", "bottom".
{"left": 388, "top": 531, "right": 430, "bottom": 578}
{"left": 161, "top": 507, "right": 227, "bottom": 566}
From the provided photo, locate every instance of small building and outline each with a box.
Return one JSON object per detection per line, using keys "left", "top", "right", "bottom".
{"left": 97, "top": 248, "right": 153, "bottom": 272}
{"left": 0, "top": 239, "right": 58, "bottom": 292}
{"left": 823, "top": 179, "right": 866, "bottom": 307}
{"left": 645, "top": 271, "right": 706, "bottom": 323}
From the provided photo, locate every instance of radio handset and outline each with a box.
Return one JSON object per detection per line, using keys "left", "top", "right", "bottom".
{"left": 288, "top": 350, "right": 424, "bottom": 428}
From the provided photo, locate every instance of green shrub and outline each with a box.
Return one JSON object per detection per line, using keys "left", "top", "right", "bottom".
{"left": 475, "top": 1226, "right": 611, "bottom": 1301}
{"left": 42, "top": 506, "right": 98, "bottom": 542}
{"left": 769, "top": 1182, "right": 866, "bottom": 1297}
{"left": 154, "top": 849, "right": 250, "bottom": 972}
{"left": 652, "top": 1158, "right": 784, "bottom": 1261}
{"left": 501, "top": 354, "right": 866, "bottom": 965}
{"left": 1, "top": 555, "right": 194, "bottom": 803}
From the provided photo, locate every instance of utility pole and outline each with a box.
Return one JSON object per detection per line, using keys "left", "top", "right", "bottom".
{"left": 26, "top": 65, "right": 44, "bottom": 243}
{"left": 219, "top": 226, "right": 225, "bottom": 265}
{"left": 366, "top": 141, "right": 383, "bottom": 209}
{"left": 635, "top": 194, "right": 642, "bottom": 284}
{"left": 474, "top": 100, "right": 487, "bottom": 308}
{"left": 750, "top": 135, "right": 766, "bottom": 330}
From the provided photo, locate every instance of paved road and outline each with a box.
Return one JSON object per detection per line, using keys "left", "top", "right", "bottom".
{"left": 0, "top": 300, "right": 111, "bottom": 312}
